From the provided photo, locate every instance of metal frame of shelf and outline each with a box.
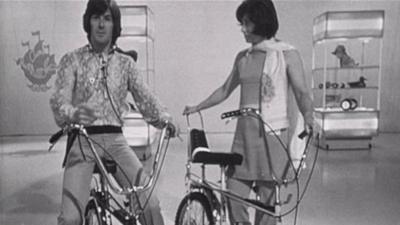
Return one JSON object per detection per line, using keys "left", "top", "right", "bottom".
{"left": 311, "top": 10, "right": 384, "bottom": 150}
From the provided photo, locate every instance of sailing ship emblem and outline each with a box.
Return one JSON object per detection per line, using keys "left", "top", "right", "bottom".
{"left": 16, "top": 31, "right": 57, "bottom": 92}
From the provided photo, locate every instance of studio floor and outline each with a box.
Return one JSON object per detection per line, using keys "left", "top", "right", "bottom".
{"left": 1, "top": 132, "right": 400, "bottom": 225}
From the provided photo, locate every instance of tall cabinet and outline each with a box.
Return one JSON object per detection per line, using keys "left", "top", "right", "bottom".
{"left": 118, "top": 5, "right": 155, "bottom": 91}
{"left": 312, "top": 10, "right": 385, "bottom": 150}
{"left": 118, "top": 5, "right": 159, "bottom": 160}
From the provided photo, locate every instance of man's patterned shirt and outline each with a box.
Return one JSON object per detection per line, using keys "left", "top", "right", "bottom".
{"left": 50, "top": 45, "right": 167, "bottom": 128}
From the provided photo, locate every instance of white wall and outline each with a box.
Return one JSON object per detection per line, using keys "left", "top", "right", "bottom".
{"left": 1, "top": 0, "right": 399, "bottom": 136}
{"left": 0, "top": 1, "right": 87, "bottom": 135}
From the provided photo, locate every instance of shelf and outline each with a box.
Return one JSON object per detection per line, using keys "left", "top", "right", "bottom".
{"left": 313, "top": 87, "right": 378, "bottom": 90}
{"left": 314, "top": 107, "right": 378, "bottom": 114}
{"left": 311, "top": 10, "right": 384, "bottom": 148}
{"left": 312, "top": 65, "right": 379, "bottom": 72}
{"left": 314, "top": 109, "right": 379, "bottom": 138}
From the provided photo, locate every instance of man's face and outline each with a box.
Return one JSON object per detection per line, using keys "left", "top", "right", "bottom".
{"left": 89, "top": 8, "right": 113, "bottom": 47}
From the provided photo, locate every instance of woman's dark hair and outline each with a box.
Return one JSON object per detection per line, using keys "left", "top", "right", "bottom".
{"left": 236, "top": 0, "right": 279, "bottom": 39}
{"left": 83, "top": 0, "right": 121, "bottom": 45}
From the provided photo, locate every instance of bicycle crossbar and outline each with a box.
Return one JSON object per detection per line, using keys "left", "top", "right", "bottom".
{"left": 189, "top": 175, "right": 279, "bottom": 218}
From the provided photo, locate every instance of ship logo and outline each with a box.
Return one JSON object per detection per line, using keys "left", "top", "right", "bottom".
{"left": 16, "top": 31, "right": 57, "bottom": 92}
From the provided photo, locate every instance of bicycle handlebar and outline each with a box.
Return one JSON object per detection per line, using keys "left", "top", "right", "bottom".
{"left": 221, "top": 108, "right": 312, "bottom": 140}
{"left": 220, "top": 108, "right": 258, "bottom": 119}
{"left": 48, "top": 122, "right": 172, "bottom": 194}
{"left": 48, "top": 124, "right": 84, "bottom": 151}
{"left": 49, "top": 129, "right": 64, "bottom": 145}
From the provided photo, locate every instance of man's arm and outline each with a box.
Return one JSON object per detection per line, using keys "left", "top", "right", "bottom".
{"left": 127, "top": 61, "right": 171, "bottom": 128}
{"left": 49, "top": 53, "right": 78, "bottom": 127}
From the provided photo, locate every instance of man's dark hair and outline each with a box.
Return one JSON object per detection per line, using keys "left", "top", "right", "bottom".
{"left": 236, "top": 0, "right": 279, "bottom": 39}
{"left": 83, "top": 0, "right": 121, "bottom": 45}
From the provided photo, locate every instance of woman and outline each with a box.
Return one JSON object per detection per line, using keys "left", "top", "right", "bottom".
{"left": 183, "top": 0, "right": 313, "bottom": 224}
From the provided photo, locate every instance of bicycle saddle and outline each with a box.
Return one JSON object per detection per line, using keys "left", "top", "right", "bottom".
{"left": 192, "top": 151, "right": 243, "bottom": 166}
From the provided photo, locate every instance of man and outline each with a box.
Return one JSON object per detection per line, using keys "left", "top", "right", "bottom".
{"left": 50, "top": 0, "right": 177, "bottom": 224}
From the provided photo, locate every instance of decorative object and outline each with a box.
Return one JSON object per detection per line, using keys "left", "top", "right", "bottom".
{"left": 340, "top": 98, "right": 358, "bottom": 111}
{"left": 348, "top": 76, "right": 367, "bottom": 88}
{"left": 332, "top": 45, "right": 358, "bottom": 68}
{"left": 15, "top": 30, "right": 57, "bottom": 92}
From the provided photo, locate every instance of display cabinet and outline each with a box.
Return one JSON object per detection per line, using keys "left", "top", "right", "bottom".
{"left": 118, "top": 5, "right": 155, "bottom": 90}
{"left": 118, "top": 5, "right": 159, "bottom": 160}
{"left": 311, "top": 10, "right": 384, "bottom": 149}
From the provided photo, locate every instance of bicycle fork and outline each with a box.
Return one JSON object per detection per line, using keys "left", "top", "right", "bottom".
{"left": 217, "top": 165, "right": 229, "bottom": 225}
{"left": 274, "top": 184, "right": 282, "bottom": 225}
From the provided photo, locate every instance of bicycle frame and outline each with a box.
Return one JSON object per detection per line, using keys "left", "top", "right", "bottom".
{"left": 49, "top": 122, "right": 171, "bottom": 224}
{"left": 178, "top": 109, "right": 313, "bottom": 225}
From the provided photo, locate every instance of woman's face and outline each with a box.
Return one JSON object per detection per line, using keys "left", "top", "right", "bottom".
{"left": 240, "top": 15, "right": 264, "bottom": 45}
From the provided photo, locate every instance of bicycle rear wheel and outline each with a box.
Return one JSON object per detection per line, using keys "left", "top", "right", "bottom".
{"left": 85, "top": 199, "right": 106, "bottom": 225}
{"left": 175, "top": 192, "right": 215, "bottom": 225}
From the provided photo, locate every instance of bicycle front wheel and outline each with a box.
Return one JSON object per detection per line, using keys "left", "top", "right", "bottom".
{"left": 85, "top": 199, "right": 106, "bottom": 225}
{"left": 175, "top": 192, "right": 215, "bottom": 225}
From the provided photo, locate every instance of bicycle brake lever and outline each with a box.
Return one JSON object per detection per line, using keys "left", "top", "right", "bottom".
{"left": 225, "top": 117, "right": 235, "bottom": 125}
{"left": 176, "top": 133, "right": 183, "bottom": 142}
{"left": 283, "top": 193, "right": 293, "bottom": 205}
{"left": 48, "top": 143, "right": 56, "bottom": 152}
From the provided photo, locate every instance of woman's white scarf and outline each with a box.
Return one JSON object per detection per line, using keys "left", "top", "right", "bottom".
{"left": 249, "top": 39, "right": 306, "bottom": 164}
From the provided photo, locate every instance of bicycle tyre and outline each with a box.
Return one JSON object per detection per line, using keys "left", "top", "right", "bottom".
{"left": 85, "top": 198, "right": 106, "bottom": 225}
{"left": 175, "top": 192, "right": 215, "bottom": 225}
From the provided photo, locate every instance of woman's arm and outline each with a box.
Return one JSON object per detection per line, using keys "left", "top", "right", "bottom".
{"left": 183, "top": 59, "right": 240, "bottom": 115}
{"left": 284, "top": 49, "right": 314, "bottom": 128}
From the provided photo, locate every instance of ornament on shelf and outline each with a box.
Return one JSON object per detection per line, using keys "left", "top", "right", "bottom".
{"left": 332, "top": 45, "right": 359, "bottom": 68}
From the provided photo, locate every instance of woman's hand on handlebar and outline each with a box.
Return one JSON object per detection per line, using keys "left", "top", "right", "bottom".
{"left": 182, "top": 105, "right": 198, "bottom": 115}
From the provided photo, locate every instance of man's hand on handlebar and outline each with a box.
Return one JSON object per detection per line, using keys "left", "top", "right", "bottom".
{"left": 162, "top": 121, "right": 180, "bottom": 138}
{"left": 160, "top": 112, "right": 181, "bottom": 140}
{"left": 72, "top": 105, "right": 97, "bottom": 125}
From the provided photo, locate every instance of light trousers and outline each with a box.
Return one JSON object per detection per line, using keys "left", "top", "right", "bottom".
{"left": 57, "top": 133, "right": 164, "bottom": 225}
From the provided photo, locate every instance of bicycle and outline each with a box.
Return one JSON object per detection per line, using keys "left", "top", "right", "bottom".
{"left": 48, "top": 122, "right": 173, "bottom": 225}
{"left": 175, "top": 108, "right": 317, "bottom": 225}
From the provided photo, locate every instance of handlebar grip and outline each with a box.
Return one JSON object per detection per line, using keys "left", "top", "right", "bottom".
{"left": 221, "top": 110, "right": 242, "bottom": 119}
{"left": 297, "top": 130, "right": 307, "bottom": 139}
{"left": 49, "top": 129, "right": 64, "bottom": 144}
{"left": 221, "top": 108, "right": 258, "bottom": 119}
{"left": 298, "top": 129, "right": 314, "bottom": 139}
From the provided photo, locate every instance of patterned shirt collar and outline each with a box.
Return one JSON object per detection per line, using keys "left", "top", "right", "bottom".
{"left": 85, "top": 43, "right": 118, "bottom": 55}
